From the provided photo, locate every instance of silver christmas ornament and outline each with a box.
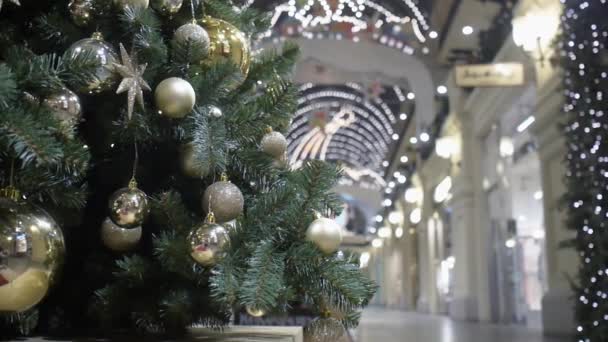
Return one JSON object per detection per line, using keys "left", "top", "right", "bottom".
{"left": 261, "top": 128, "right": 287, "bottom": 158}
{"left": 113, "top": 43, "right": 151, "bottom": 120}
{"left": 188, "top": 213, "right": 228, "bottom": 266}
{"left": 151, "top": 0, "right": 182, "bottom": 15}
{"left": 173, "top": 22, "right": 210, "bottom": 54}
{"left": 205, "top": 105, "right": 223, "bottom": 118}
{"left": 202, "top": 174, "right": 244, "bottom": 223}
{"left": 154, "top": 77, "right": 196, "bottom": 118}
{"left": 68, "top": 0, "right": 94, "bottom": 26}
{"left": 114, "top": 0, "right": 149, "bottom": 9}
{"left": 43, "top": 88, "right": 82, "bottom": 139}
{"left": 100, "top": 217, "right": 142, "bottom": 252}
{"left": 0, "top": 189, "right": 65, "bottom": 313}
{"left": 108, "top": 180, "right": 150, "bottom": 228}
{"left": 306, "top": 217, "right": 342, "bottom": 254}
{"left": 68, "top": 33, "right": 118, "bottom": 93}
{"left": 180, "top": 143, "right": 208, "bottom": 178}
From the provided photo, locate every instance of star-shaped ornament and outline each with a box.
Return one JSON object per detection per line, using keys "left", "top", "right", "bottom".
{"left": 113, "top": 43, "right": 151, "bottom": 120}
{"left": 0, "top": 0, "right": 20, "bottom": 12}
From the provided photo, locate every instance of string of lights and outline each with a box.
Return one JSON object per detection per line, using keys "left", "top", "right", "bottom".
{"left": 560, "top": 1, "right": 608, "bottom": 341}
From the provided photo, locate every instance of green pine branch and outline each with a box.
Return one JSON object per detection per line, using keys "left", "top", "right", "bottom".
{"left": 0, "top": 64, "right": 17, "bottom": 109}
{"left": 240, "top": 240, "right": 286, "bottom": 312}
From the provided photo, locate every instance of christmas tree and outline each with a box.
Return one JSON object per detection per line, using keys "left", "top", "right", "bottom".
{"left": 0, "top": 0, "right": 376, "bottom": 338}
{"left": 560, "top": 1, "right": 608, "bottom": 340}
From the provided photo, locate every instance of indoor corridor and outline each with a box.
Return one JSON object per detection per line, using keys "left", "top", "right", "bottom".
{"left": 354, "top": 307, "right": 568, "bottom": 342}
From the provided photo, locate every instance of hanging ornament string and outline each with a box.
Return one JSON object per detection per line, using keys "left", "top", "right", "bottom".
{"left": 189, "top": 0, "right": 196, "bottom": 20}
{"left": 1, "top": 158, "right": 20, "bottom": 200}
{"left": 129, "top": 139, "right": 139, "bottom": 189}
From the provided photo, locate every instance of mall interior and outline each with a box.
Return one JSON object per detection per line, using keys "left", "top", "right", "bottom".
{"left": 255, "top": 0, "right": 588, "bottom": 341}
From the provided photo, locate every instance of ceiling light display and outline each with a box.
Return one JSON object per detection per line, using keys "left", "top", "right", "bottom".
{"left": 287, "top": 83, "right": 407, "bottom": 188}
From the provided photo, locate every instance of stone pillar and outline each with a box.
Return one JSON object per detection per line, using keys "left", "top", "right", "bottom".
{"left": 531, "top": 75, "right": 576, "bottom": 337}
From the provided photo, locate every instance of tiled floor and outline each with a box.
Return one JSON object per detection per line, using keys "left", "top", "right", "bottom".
{"left": 354, "top": 307, "right": 570, "bottom": 342}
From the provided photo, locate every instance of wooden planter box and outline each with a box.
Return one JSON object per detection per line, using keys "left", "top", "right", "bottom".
{"left": 22, "top": 326, "right": 303, "bottom": 342}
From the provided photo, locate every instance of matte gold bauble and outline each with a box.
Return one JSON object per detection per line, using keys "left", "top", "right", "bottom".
{"left": 155, "top": 77, "right": 196, "bottom": 118}
{"left": 68, "top": 33, "right": 118, "bottom": 93}
{"left": 108, "top": 181, "right": 150, "bottom": 228}
{"left": 0, "top": 194, "right": 65, "bottom": 313}
{"left": 180, "top": 143, "right": 208, "bottom": 178}
{"left": 68, "top": 0, "right": 95, "bottom": 26}
{"left": 202, "top": 174, "right": 244, "bottom": 223}
{"left": 306, "top": 217, "right": 342, "bottom": 254}
{"left": 151, "top": 0, "right": 182, "bottom": 15}
{"left": 200, "top": 16, "right": 251, "bottom": 76}
{"left": 114, "top": 0, "right": 149, "bottom": 9}
{"left": 100, "top": 217, "right": 142, "bottom": 252}
{"left": 43, "top": 88, "right": 82, "bottom": 139}
{"left": 246, "top": 306, "right": 266, "bottom": 318}
{"left": 188, "top": 214, "right": 228, "bottom": 266}
{"left": 261, "top": 128, "right": 287, "bottom": 158}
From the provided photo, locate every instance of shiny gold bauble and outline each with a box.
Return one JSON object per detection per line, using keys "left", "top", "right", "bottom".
{"left": 306, "top": 217, "right": 342, "bottom": 254}
{"left": 151, "top": 0, "right": 182, "bottom": 15}
{"left": 188, "top": 220, "right": 228, "bottom": 266}
{"left": 261, "top": 129, "right": 287, "bottom": 158}
{"left": 0, "top": 197, "right": 65, "bottom": 312}
{"left": 154, "top": 77, "right": 196, "bottom": 118}
{"left": 68, "top": 33, "right": 118, "bottom": 93}
{"left": 68, "top": 0, "right": 95, "bottom": 26}
{"left": 114, "top": 0, "right": 149, "bottom": 9}
{"left": 100, "top": 217, "right": 142, "bottom": 252}
{"left": 180, "top": 143, "right": 208, "bottom": 178}
{"left": 43, "top": 88, "right": 82, "bottom": 139}
{"left": 200, "top": 16, "right": 251, "bottom": 76}
{"left": 246, "top": 306, "right": 266, "bottom": 318}
{"left": 108, "top": 184, "right": 150, "bottom": 228}
{"left": 202, "top": 176, "right": 244, "bottom": 223}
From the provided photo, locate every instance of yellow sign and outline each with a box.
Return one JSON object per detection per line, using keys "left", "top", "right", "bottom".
{"left": 454, "top": 63, "right": 524, "bottom": 87}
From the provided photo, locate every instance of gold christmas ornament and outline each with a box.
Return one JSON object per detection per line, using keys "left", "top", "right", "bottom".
{"left": 114, "top": 0, "right": 149, "bottom": 9}
{"left": 246, "top": 306, "right": 266, "bottom": 318}
{"left": 68, "top": 33, "right": 118, "bottom": 93}
{"left": 100, "top": 217, "right": 142, "bottom": 252}
{"left": 180, "top": 143, "right": 208, "bottom": 179}
{"left": 154, "top": 77, "right": 196, "bottom": 118}
{"left": 261, "top": 127, "right": 287, "bottom": 158}
{"left": 173, "top": 22, "right": 210, "bottom": 54}
{"left": 188, "top": 213, "right": 228, "bottom": 266}
{"left": 306, "top": 217, "right": 343, "bottom": 254}
{"left": 0, "top": 190, "right": 65, "bottom": 313}
{"left": 202, "top": 174, "right": 244, "bottom": 223}
{"left": 43, "top": 88, "right": 82, "bottom": 139}
{"left": 200, "top": 16, "right": 251, "bottom": 76}
{"left": 68, "top": 0, "right": 94, "bottom": 26}
{"left": 113, "top": 43, "right": 151, "bottom": 120}
{"left": 151, "top": 0, "right": 182, "bottom": 15}
{"left": 108, "top": 179, "right": 150, "bottom": 228}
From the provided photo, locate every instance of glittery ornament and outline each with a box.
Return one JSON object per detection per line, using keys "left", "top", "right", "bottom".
{"left": 188, "top": 213, "right": 228, "bottom": 266}
{"left": 100, "top": 217, "right": 141, "bottom": 252}
{"left": 173, "top": 22, "right": 210, "bottom": 59}
{"left": 43, "top": 88, "right": 82, "bottom": 139}
{"left": 261, "top": 127, "right": 287, "bottom": 158}
{"left": 200, "top": 16, "right": 251, "bottom": 76}
{"left": 306, "top": 217, "right": 342, "bottom": 254}
{"left": 151, "top": 0, "right": 182, "bottom": 15}
{"left": 113, "top": 43, "right": 151, "bottom": 120}
{"left": 68, "top": 33, "right": 118, "bottom": 93}
{"left": 108, "top": 179, "right": 150, "bottom": 228}
{"left": 154, "top": 77, "right": 196, "bottom": 118}
{"left": 202, "top": 174, "right": 244, "bottom": 223}
{"left": 68, "top": 0, "right": 94, "bottom": 26}
{"left": 0, "top": 188, "right": 65, "bottom": 313}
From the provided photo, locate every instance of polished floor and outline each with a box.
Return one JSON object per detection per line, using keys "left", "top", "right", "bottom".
{"left": 353, "top": 307, "right": 569, "bottom": 342}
